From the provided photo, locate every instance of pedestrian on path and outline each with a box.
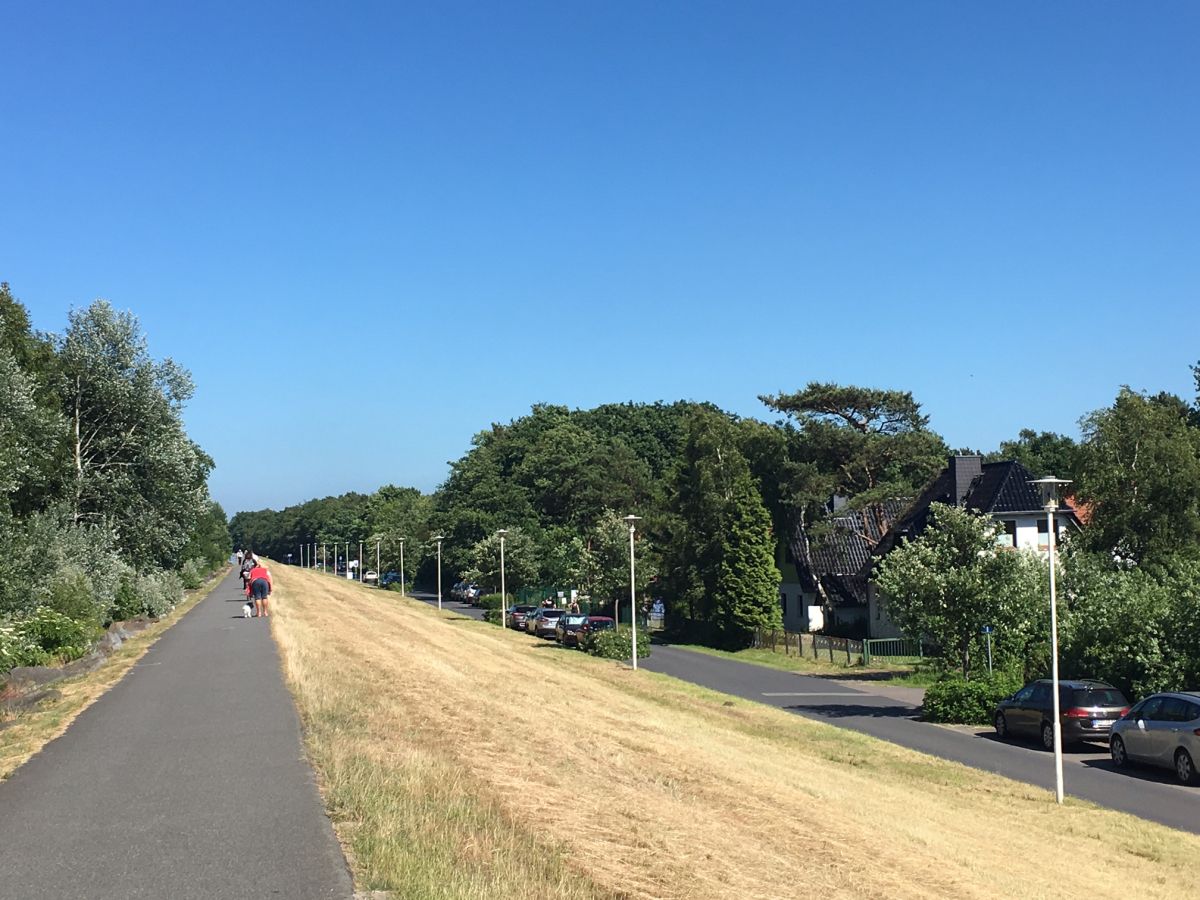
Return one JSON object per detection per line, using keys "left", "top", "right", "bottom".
{"left": 245, "top": 562, "right": 272, "bottom": 617}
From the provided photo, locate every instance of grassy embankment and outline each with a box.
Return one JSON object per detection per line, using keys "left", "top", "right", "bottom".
{"left": 271, "top": 565, "right": 1200, "bottom": 900}
{"left": 0, "top": 567, "right": 229, "bottom": 779}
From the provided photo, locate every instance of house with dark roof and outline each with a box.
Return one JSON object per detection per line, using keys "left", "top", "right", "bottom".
{"left": 784, "top": 455, "right": 1081, "bottom": 638}
{"left": 783, "top": 498, "right": 910, "bottom": 635}
{"left": 866, "top": 455, "right": 1081, "bottom": 637}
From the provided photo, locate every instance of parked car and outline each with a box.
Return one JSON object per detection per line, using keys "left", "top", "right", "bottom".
{"left": 508, "top": 605, "right": 538, "bottom": 630}
{"left": 531, "top": 608, "right": 566, "bottom": 639}
{"left": 464, "top": 583, "right": 482, "bottom": 604}
{"left": 380, "top": 571, "right": 401, "bottom": 587}
{"left": 577, "top": 616, "right": 615, "bottom": 650}
{"left": 1110, "top": 692, "right": 1200, "bottom": 784}
{"left": 555, "top": 614, "right": 590, "bottom": 647}
{"left": 993, "top": 679, "right": 1130, "bottom": 749}
{"left": 362, "top": 570, "right": 378, "bottom": 584}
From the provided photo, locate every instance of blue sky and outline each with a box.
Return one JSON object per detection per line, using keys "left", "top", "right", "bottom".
{"left": 3, "top": 2, "right": 1197, "bottom": 514}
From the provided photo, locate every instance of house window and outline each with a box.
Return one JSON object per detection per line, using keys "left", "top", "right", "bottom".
{"left": 784, "top": 544, "right": 795, "bottom": 564}
{"left": 996, "top": 521, "right": 1017, "bottom": 548}
{"left": 1037, "top": 518, "right": 1050, "bottom": 550}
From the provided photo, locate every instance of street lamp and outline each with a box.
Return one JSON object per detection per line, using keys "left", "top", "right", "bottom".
{"left": 398, "top": 538, "right": 406, "bottom": 597}
{"left": 1030, "top": 475, "right": 1072, "bottom": 806}
{"left": 623, "top": 515, "right": 642, "bottom": 671}
{"left": 376, "top": 539, "right": 381, "bottom": 586}
{"left": 497, "top": 529, "right": 509, "bottom": 629}
{"left": 432, "top": 535, "right": 445, "bottom": 610}
{"left": 359, "top": 540, "right": 364, "bottom": 582}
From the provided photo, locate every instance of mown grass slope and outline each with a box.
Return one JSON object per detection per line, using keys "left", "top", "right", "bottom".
{"left": 272, "top": 566, "right": 1199, "bottom": 900}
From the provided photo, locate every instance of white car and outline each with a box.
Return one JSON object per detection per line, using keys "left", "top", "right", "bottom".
{"left": 362, "top": 570, "right": 378, "bottom": 584}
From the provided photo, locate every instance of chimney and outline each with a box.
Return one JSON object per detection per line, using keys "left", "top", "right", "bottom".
{"left": 949, "top": 455, "right": 982, "bottom": 506}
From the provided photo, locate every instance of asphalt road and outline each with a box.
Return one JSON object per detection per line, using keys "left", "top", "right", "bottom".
{"left": 0, "top": 570, "right": 353, "bottom": 900}
{"left": 403, "top": 589, "right": 1200, "bottom": 834}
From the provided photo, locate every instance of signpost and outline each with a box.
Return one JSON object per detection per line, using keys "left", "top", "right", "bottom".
{"left": 981, "top": 625, "right": 994, "bottom": 676}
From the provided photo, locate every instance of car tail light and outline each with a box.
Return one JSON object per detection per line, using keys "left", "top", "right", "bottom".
{"left": 1064, "top": 708, "right": 1091, "bottom": 719}
{"left": 1194, "top": 729, "right": 1200, "bottom": 737}
{"left": 1119, "top": 707, "right": 1130, "bottom": 717}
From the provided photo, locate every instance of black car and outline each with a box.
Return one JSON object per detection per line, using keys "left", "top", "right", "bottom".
{"left": 380, "top": 571, "right": 402, "bottom": 587}
{"left": 994, "top": 679, "right": 1130, "bottom": 749}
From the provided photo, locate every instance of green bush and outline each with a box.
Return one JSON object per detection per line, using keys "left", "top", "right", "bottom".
{"left": 19, "top": 608, "right": 97, "bottom": 662}
{"left": 43, "top": 567, "right": 103, "bottom": 629}
{"left": 478, "top": 593, "right": 509, "bottom": 611}
{"left": 482, "top": 608, "right": 503, "bottom": 626}
{"left": 587, "top": 626, "right": 651, "bottom": 661}
{"left": 0, "top": 620, "right": 49, "bottom": 670}
{"left": 179, "top": 558, "right": 205, "bottom": 591}
{"left": 111, "top": 569, "right": 184, "bottom": 619}
{"left": 922, "top": 672, "right": 1024, "bottom": 724}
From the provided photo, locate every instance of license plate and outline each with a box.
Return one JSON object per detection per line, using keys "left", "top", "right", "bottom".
{"left": 1092, "top": 719, "right": 1112, "bottom": 729}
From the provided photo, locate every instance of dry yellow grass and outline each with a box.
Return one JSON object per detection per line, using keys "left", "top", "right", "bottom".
{"left": 0, "top": 568, "right": 228, "bottom": 780}
{"left": 272, "top": 566, "right": 1199, "bottom": 900}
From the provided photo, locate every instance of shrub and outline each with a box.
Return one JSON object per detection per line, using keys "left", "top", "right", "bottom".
{"left": 587, "top": 626, "right": 651, "bottom": 661}
{"left": 387, "top": 582, "right": 405, "bottom": 593}
{"left": 19, "top": 608, "right": 98, "bottom": 662}
{"left": 478, "top": 593, "right": 509, "bottom": 611}
{"left": 42, "top": 567, "right": 104, "bottom": 629}
{"left": 179, "top": 558, "right": 205, "bottom": 591}
{"left": 922, "top": 672, "right": 1024, "bottom": 724}
{"left": 0, "top": 620, "right": 49, "bottom": 670}
{"left": 111, "top": 569, "right": 184, "bottom": 619}
{"left": 482, "top": 608, "right": 503, "bottom": 626}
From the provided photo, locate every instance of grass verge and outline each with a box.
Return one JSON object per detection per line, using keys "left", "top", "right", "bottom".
{"left": 272, "top": 566, "right": 1200, "bottom": 900}
{"left": 0, "top": 567, "right": 228, "bottom": 780}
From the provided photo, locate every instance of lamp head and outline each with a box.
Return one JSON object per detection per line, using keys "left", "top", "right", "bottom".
{"left": 1028, "top": 476, "right": 1072, "bottom": 511}
{"left": 496, "top": 529, "right": 509, "bottom": 538}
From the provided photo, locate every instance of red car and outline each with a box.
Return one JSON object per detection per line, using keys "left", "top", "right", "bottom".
{"left": 576, "top": 616, "right": 615, "bottom": 649}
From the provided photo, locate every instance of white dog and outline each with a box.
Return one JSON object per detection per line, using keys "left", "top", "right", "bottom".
{"left": 242, "top": 602, "right": 254, "bottom": 618}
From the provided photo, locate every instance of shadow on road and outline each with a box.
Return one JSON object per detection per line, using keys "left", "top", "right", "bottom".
{"left": 1080, "top": 758, "right": 1190, "bottom": 787}
{"left": 971, "top": 731, "right": 1108, "bottom": 756}
{"left": 788, "top": 702, "right": 918, "bottom": 720}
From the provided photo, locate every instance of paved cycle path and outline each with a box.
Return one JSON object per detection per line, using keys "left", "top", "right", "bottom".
{"left": 0, "top": 570, "right": 352, "bottom": 899}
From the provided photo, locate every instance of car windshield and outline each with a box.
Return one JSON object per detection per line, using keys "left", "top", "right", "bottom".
{"left": 1070, "top": 688, "right": 1127, "bottom": 707}
{"left": 543, "top": 609, "right": 564, "bottom": 618}
{"left": 515, "top": 606, "right": 536, "bottom": 613}
{"left": 563, "top": 615, "right": 587, "bottom": 625}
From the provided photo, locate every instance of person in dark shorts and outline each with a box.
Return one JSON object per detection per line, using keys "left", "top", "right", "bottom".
{"left": 244, "top": 561, "right": 272, "bottom": 617}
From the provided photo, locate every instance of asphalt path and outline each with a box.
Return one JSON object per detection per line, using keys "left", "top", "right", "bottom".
{"left": 0, "top": 569, "right": 352, "bottom": 900}
{"left": 402, "top": 588, "right": 1199, "bottom": 834}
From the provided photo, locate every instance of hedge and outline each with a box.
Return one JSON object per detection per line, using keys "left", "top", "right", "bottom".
{"left": 586, "top": 626, "right": 651, "bottom": 661}
{"left": 922, "top": 672, "right": 1024, "bottom": 724}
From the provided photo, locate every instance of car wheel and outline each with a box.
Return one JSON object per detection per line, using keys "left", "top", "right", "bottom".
{"left": 1175, "top": 749, "right": 1197, "bottom": 785}
{"left": 1041, "top": 722, "right": 1055, "bottom": 751}
{"left": 1110, "top": 735, "right": 1128, "bottom": 768}
{"left": 994, "top": 712, "right": 1009, "bottom": 739}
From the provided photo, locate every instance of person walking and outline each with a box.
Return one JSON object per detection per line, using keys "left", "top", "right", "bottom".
{"left": 245, "top": 561, "right": 272, "bottom": 617}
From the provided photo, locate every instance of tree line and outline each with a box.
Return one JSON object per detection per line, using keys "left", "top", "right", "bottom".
{"left": 1, "top": 283, "right": 228, "bottom": 672}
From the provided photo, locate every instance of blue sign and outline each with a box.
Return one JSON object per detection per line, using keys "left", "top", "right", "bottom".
{"left": 981, "top": 625, "right": 994, "bottom": 634}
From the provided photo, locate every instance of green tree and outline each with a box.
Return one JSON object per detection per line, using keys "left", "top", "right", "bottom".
{"left": 668, "top": 410, "right": 780, "bottom": 647}
{"left": 991, "top": 429, "right": 1081, "bottom": 480}
{"left": 56, "top": 301, "right": 213, "bottom": 566}
{"left": 1075, "top": 387, "right": 1200, "bottom": 565}
{"left": 1059, "top": 549, "right": 1176, "bottom": 698}
{"left": 874, "top": 503, "right": 1046, "bottom": 679}
{"left": 463, "top": 527, "right": 539, "bottom": 594}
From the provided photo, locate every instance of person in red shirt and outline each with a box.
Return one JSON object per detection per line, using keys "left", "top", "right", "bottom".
{"left": 244, "top": 563, "right": 273, "bottom": 618}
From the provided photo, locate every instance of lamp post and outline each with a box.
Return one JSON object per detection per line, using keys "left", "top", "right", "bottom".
{"left": 1030, "top": 475, "right": 1072, "bottom": 806}
{"left": 398, "top": 538, "right": 406, "bottom": 597}
{"left": 376, "top": 539, "right": 381, "bottom": 586}
{"left": 623, "top": 515, "right": 642, "bottom": 671}
{"left": 497, "top": 529, "right": 508, "bottom": 629}
{"left": 432, "top": 535, "right": 445, "bottom": 610}
{"left": 322, "top": 543, "right": 326, "bottom": 575}
{"left": 359, "top": 540, "right": 364, "bottom": 582}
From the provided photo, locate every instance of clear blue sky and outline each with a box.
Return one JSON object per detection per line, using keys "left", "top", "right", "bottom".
{"left": 3, "top": 2, "right": 1197, "bottom": 514}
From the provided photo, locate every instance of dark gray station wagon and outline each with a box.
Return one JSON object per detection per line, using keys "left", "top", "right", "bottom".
{"left": 994, "top": 679, "right": 1130, "bottom": 749}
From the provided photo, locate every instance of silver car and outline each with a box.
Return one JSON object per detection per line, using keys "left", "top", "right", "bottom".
{"left": 532, "top": 608, "right": 566, "bottom": 638}
{"left": 1110, "top": 692, "right": 1200, "bottom": 784}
